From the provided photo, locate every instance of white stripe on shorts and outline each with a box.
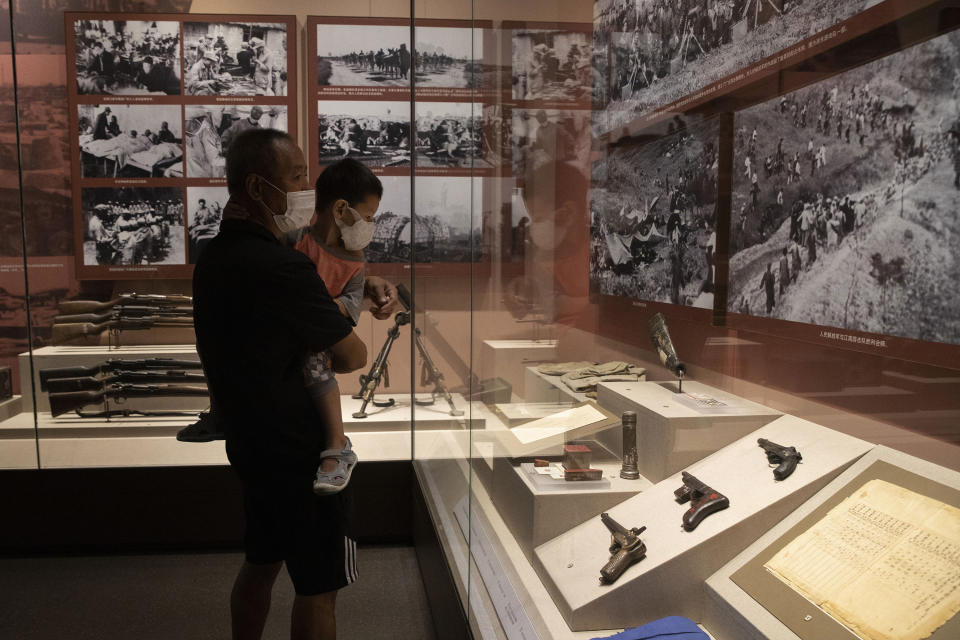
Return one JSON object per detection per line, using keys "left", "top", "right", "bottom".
{"left": 344, "top": 536, "right": 358, "bottom": 584}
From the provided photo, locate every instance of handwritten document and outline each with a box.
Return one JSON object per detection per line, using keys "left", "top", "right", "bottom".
{"left": 765, "top": 479, "right": 960, "bottom": 640}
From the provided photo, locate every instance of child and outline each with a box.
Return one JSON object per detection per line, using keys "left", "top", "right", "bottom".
{"left": 289, "top": 159, "right": 382, "bottom": 494}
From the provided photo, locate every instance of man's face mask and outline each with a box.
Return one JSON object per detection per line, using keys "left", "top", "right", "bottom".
{"left": 257, "top": 175, "right": 314, "bottom": 231}
{"left": 335, "top": 206, "right": 376, "bottom": 251}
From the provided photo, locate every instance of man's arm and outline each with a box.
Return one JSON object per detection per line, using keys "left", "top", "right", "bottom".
{"left": 329, "top": 331, "right": 367, "bottom": 373}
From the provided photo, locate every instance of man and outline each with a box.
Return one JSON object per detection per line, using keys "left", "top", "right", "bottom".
{"left": 531, "top": 109, "right": 574, "bottom": 164}
{"left": 236, "top": 42, "right": 254, "bottom": 77}
{"left": 187, "top": 50, "right": 219, "bottom": 95}
{"left": 86, "top": 41, "right": 114, "bottom": 76}
{"left": 759, "top": 263, "right": 776, "bottom": 314}
{"left": 397, "top": 42, "right": 411, "bottom": 80}
{"left": 195, "top": 198, "right": 210, "bottom": 225}
{"left": 221, "top": 106, "right": 263, "bottom": 153}
{"left": 93, "top": 107, "right": 112, "bottom": 141}
{"left": 251, "top": 38, "right": 275, "bottom": 96}
{"left": 778, "top": 247, "right": 790, "bottom": 296}
{"left": 157, "top": 121, "right": 176, "bottom": 144}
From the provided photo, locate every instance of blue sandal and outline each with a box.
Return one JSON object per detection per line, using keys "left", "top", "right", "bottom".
{"left": 313, "top": 437, "right": 358, "bottom": 495}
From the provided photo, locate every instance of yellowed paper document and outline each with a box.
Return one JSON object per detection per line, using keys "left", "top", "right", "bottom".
{"left": 765, "top": 479, "right": 960, "bottom": 640}
{"left": 509, "top": 404, "right": 606, "bottom": 444}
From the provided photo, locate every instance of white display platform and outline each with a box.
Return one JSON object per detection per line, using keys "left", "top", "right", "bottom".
{"left": 341, "top": 393, "right": 478, "bottom": 430}
{"left": 0, "top": 395, "right": 22, "bottom": 422}
{"left": 533, "top": 416, "right": 874, "bottom": 632}
{"left": 21, "top": 345, "right": 205, "bottom": 413}
{"left": 524, "top": 366, "right": 591, "bottom": 403}
{"left": 481, "top": 340, "right": 558, "bottom": 400}
{"left": 595, "top": 380, "right": 781, "bottom": 483}
{"left": 478, "top": 401, "right": 621, "bottom": 459}
{"left": 703, "top": 446, "right": 960, "bottom": 640}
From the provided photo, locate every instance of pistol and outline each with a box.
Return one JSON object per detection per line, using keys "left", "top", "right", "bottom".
{"left": 757, "top": 438, "right": 802, "bottom": 480}
{"left": 674, "top": 471, "right": 729, "bottom": 532}
{"left": 599, "top": 512, "right": 647, "bottom": 584}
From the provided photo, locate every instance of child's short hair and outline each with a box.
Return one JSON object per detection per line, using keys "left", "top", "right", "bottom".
{"left": 314, "top": 159, "right": 383, "bottom": 213}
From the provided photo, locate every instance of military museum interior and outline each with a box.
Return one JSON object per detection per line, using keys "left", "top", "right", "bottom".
{"left": 2, "top": 1, "right": 959, "bottom": 639}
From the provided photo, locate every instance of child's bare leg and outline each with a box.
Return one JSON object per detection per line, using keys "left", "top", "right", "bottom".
{"left": 316, "top": 383, "right": 347, "bottom": 473}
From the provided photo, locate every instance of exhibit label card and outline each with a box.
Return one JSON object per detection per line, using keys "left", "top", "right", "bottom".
{"left": 765, "top": 479, "right": 960, "bottom": 640}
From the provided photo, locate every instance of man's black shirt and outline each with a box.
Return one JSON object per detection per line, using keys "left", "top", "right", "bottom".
{"left": 193, "top": 214, "right": 351, "bottom": 474}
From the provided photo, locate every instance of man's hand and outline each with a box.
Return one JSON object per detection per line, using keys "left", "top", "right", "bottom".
{"left": 364, "top": 275, "right": 399, "bottom": 320}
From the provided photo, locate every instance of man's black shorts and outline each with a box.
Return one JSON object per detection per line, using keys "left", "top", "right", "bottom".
{"left": 240, "top": 468, "right": 357, "bottom": 595}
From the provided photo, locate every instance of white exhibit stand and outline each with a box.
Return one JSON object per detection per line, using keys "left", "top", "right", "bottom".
{"left": 532, "top": 415, "right": 874, "bottom": 632}
{"left": 703, "top": 446, "right": 960, "bottom": 640}
{"left": 481, "top": 340, "right": 557, "bottom": 400}
{"left": 341, "top": 393, "right": 478, "bottom": 430}
{"left": 595, "top": 380, "right": 782, "bottom": 482}
{"left": 523, "top": 366, "right": 592, "bottom": 403}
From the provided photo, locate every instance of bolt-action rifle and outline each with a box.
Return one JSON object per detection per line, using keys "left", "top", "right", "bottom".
{"left": 51, "top": 316, "right": 194, "bottom": 346}
{"left": 45, "top": 370, "right": 207, "bottom": 394}
{"left": 57, "top": 294, "right": 192, "bottom": 315}
{"left": 53, "top": 305, "right": 194, "bottom": 325}
{"left": 39, "top": 358, "right": 204, "bottom": 391}
{"left": 48, "top": 383, "right": 209, "bottom": 418}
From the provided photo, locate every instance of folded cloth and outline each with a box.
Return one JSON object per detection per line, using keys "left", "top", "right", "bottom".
{"left": 590, "top": 616, "right": 709, "bottom": 640}
{"left": 561, "top": 362, "right": 645, "bottom": 394}
{"left": 537, "top": 361, "right": 596, "bottom": 376}
{"left": 562, "top": 373, "right": 641, "bottom": 393}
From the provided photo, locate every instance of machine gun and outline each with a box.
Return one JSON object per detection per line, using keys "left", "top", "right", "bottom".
{"left": 39, "top": 358, "right": 204, "bottom": 391}
{"left": 45, "top": 370, "right": 207, "bottom": 394}
{"left": 53, "top": 305, "right": 193, "bottom": 325}
{"left": 48, "top": 383, "right": 209, "bottom": 418}
{"left": 648, "top": 312, "right": 686, "bottom": 392}
{"left": 757, "top": 438, "right": 802, "bottom": 480}
{"left": 599, "top": 512, "right": 647, "bottom": 585}
{"left": 674, "top": 471, "right": 729, "bottom": 531}
{"left": 57, "top": 293, "right": 192, "bottom": 315}
{"left": 51, "top": 316, "right": 194, "bottom": 346}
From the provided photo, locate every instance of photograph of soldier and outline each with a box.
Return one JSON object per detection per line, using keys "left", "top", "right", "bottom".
{"left": 183, "top": 21, "right": 287, "bottom": 96}
{"left": 415, "top": 102, "right": 492, "bottom": 169}
{"left": 593, "top": 0, "right": 877, "bottom": 132}
{"left": 480, "top": 103, "right": 510, "bottom": 168}
{"left": 589, "top": 116, "right": 719, "bottom": 309}
{"left": 187, "top": 186, "right": 228, "bottom": 264}
{"left": 413, "top": 26, "right": 484, "bottom": 89}
{"left": 73, "top": 19, "right": 181, "bottom": 95}
{"left": 317, "top": 101, "right": 410, "bottom": 168}
{"left": 366, "top": 176, "right": 483, "bottom": 263}
{"left": 727, "top": 29, "right": 960, "bottom": 346}
{"left": 512, "top": 108, "right": 591, "bottom": 179}
{"left": 81, "top": 187, "right": 185, "bottom": 267}
{"left": 512, "top": 28, "right": 591, "bottom": 102}
{"left": 316, "top": 24, "right": 411, "bottom": 87}
{"left": 77, "top": 104, "right": 182, "bottom": 178}
{"left": 184, "top": 104, "right": 288, "bottom": 178}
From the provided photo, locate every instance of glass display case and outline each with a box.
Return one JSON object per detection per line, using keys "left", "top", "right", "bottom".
{"left": 2, "top": 0, "right": 959, "bottom": 638}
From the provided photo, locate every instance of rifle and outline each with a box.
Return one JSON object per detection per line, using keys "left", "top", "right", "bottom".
{"left": 39, "top": 358, "right": 204, "bottom": 391}
{"left": 648, "top": 312, "right": 686, "bottom": 392}
{"left": 352, "top": 307, "right": 409, "bottom": 418}
{"left": 599, "top": 512, "right": 647, "bottom": 584}
{"left": 45, "top": 370, "right": 207, "bottom": 394}
{"left": 674, "top": 471, "right": 729, "bottom": 531}
{"left": 53, "top": 305, "right": 194, "bottom": 325}
{"left": 48, "top": 383, "right": 209, "bottom": 417}
{"left": 757, "top": 438, "right": 802, "bottom": 480}
{"left": 58, "top": 294, "right": 192, "bottom": 315}
{"left": 51, "top": 316, "right": 194, "bottom": 346}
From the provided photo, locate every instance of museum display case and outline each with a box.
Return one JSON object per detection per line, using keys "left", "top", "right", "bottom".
{"left": 2, "top": 0, "right": 959, "bottom": 638}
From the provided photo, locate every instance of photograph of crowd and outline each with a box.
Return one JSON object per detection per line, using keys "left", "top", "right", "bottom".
{"left": 187, "top": 186, "right": 228, "bottom": 264}
{"left": 73, "top": 19, "right": 180, "bottom": 95}
{"left": 593, "top": 0, "right": 875, "bottom": 131}
{"left": 512, "top": 28, "right": 592, "bottom": 102}
{"left": 367, "top": 176, "right": 483, "bottom": 263}
{"left": 81, "top": 187, "right": 185, "bottom": 267}
{"left": 317, "top": 101, "right": 410, "bottom": 168}
{"left": 416, "top": 102, "right": 491, "bottom": 169}
{"left": 316, "top": 24, "right": 411, "bottom": 87}
{"left": 184, "top": 104, "right": 289, "bottom": 178}
{"left": 728, "top": 30, "right": 960, "bottom": 346}
{"left": 78, "top": 104, "right": 182, "bottom": 178}
{"left": 183, "top": 21, "right": 288, "bottom": 96}
{"left": 590, "top": 117, "right": 719, "bottom": 309}
{"left": 414, "top": 26, "right": 484, "bottom": 89}
{"left": 512, "top": 108, "right": 591, "bottom": 178}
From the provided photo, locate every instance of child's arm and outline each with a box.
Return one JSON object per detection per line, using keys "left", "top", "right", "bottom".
{"left": 336, "top": 270, "right": 366, "bottom": 325}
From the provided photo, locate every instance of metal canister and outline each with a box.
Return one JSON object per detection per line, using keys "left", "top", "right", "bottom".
{"left": 619, "top": 410, "right": 640, "bottom": 480}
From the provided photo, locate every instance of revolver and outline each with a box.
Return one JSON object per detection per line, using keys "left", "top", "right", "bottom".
{"left": 757, "top": 438, "right": 802, "bottom": 480}
{"left": 674, "top": 471, "right": 729, "bottom": 532}
{"left": 599, "top": 512, "right": 647, "bottom": 584}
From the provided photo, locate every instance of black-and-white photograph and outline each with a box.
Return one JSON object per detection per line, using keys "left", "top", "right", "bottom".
{"left": 73, "top": 19, "right": 181, "bottom": 95}
{"left": 78, "top": 104, "right": 182, "bottom": 178}
{"left": 318, "top": 101, "right": 410, "bottom": 168}
{"left": 367, "top": 176, "right": 483, "bottom": 263}
{"left": 480, "top": 103, "right": 510, "bottom": 169}
{"left": 185, "top": 104, "right": 289, "bottom": 178}
{"left": 590, "top": 117, "right": 719, "bottom": 309}
{"left": 415, "top": 102, "right": 491, "bottom": 169}
{"left": 187, "top": 186, "right": 228, "bottom": 264}
{"left": 316, "top": 24, "right": 411, "bottom": 87}
{"left": 183, "top": 21, "right": 288, "bottom": 96}
{"left": 512, "top": 108, "right": 591, "bottom": 178}
{"left": 512, "top": 28, "right": 592, "bottom": 102}
{"left": 414, "top": 26, "right": 483, "bottom": 89}
{"left": 81, "top": 187, "right": 185, "bottom": 267}
{"left": 594, "top": 0, "right": 876, "bottom": 131}
{"left": 727, "top": 30, "right": 960, "bottom": 345}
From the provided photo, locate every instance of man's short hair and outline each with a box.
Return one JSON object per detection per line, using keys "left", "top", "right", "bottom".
{"left": 225, "top": 128, "right": 294, "bottom": 196}
{"left": 314, "top": 158, "right": 383, "bottom": 213}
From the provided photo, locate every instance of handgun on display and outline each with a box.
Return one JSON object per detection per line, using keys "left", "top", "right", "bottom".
{"left": 599, "top": 512, "right": 647, "bottom": 585}
{"left": 647, "top": 312, "right": 686, "bottom": 392}
{"left": 757, "top": 438, "right": 802, "bottom": 480}
{"left": 674, "top": 471, "right": 729, "bottom": 531}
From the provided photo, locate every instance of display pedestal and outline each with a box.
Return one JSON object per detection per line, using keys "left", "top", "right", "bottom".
{"left": 533, "top": 416, "right": 873, "bottom": 632}
{"left": 481, "top": 340, "right": 557, "bottom": 400}
{"left": 595, "top": 380, "right": 781, "bottom": 483}
{"left": 341, "top": 393, "right": 478, "bottom": 430}
{"left": 523, "top": 366, "right": 590, "bottom": 403}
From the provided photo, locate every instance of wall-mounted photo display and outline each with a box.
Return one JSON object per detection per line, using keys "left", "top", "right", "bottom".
{"left": 511, "top": 107, "right": 591, "bottom": 180}
{"left": 726, "top": 27, "right": 960, "bottom": 363}
{"left": 314, "top": 20, "right": 412, "bottom": 95}
{"left": 508, "top": 23, "right": 593, "bottom": 108}
{"left": 414, "top": 25, "right": 485, "bottom": 93}
{"left": 186, "top": 185, "right": 229, "bottom": 264}
{"left": 590, "top": 116, "right": 720, "bottom": 312}
{"left": 415, "top": 102, "right": 491, "bottom": 173}
{"left": 66, "top": 12, "right": 297, "bottom": 279}
{"left": 316, "top": 100, "right": 411, "bottom": 171}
